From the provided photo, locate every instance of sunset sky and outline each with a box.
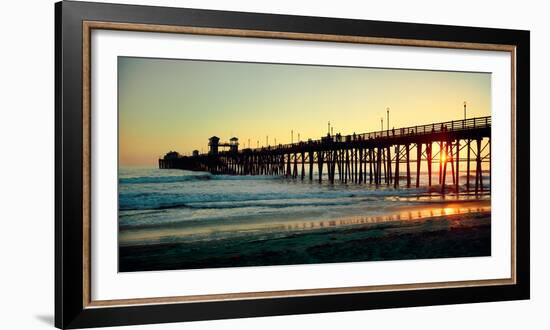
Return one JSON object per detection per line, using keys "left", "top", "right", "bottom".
{"left": 118, "top": 57, "right": 491, "bottom": 166}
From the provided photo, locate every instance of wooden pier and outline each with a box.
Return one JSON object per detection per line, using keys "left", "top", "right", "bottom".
{"left": 159, "top": 116, "right": 491, "bottom": 194}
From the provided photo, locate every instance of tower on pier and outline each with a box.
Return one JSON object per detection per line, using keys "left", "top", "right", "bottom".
{"left": 208, "top": 136, "right": 220, "bottom": 155}
{"left": 229, "top": 137, "right": 239, "bottom": 152}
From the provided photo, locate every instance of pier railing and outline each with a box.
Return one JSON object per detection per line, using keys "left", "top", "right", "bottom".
{"left": 245, "top": 116, "right": 490, "bottom": 153}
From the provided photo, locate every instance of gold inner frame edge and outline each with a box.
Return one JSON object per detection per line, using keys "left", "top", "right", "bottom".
{"left": 81, "top": 20, "right": 517, "bottom": 308}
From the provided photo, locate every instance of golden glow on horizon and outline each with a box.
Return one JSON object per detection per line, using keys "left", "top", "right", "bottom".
{"left": 118, "top": 57, "right": 491, "bottom": 166}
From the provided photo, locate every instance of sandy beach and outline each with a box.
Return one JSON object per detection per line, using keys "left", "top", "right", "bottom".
{"left": 119, "top": 207, "right": 490, "bottom": 272}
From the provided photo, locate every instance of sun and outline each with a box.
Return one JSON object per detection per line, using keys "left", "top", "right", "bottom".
{"left": 441, "top": 152, "right": 447, "bottom": 163}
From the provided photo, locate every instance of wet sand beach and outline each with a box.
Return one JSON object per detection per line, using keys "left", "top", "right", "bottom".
{"left": 119, "top": 207, "right": 490, "bottom": 272}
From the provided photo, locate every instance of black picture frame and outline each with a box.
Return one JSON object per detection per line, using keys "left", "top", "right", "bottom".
{"left": 55, "top": 1, "right": 530, "bottom": 328}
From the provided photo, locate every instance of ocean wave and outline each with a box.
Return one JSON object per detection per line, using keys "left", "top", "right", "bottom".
{"left": 120, "top": 199, "right": 356, "bottom": 212}
{"left": 117, "top": 168, "right": 490, "bottom": 215}
{"left": 120, "top": 174, "right": 291, "bottom": 185}
{"left": 211, "top": 175, "right": 286, "bottom": 181}
{"left": 119, "top": 174, "right": 212, "bottom": 184}
{"left": 118, "top": 188, "right": 426, "bottom": 211}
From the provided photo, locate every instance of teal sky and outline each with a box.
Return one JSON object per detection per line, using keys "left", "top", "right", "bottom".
{"left": 119, "top": 57, "right": 491, "bottom": 166}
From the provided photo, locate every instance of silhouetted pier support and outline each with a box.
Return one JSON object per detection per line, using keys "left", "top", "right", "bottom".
{"left": 441, "top": 142, "right": 449, "bottom": 194}
{"left": 455, "top": 140, "right": 460, "bottom": 194}
{"left": 466, "top": 139, "right": 471, "bottom": 192}
{"left": 394, "top": 145, "right": 400, "bottom": 188}
{"left": 406, "top": 144, "right": 411, "bottom": 188}
{"left": 475, "top": 138, "right": 483, "bottom": 195}
{"left": 426, "top": 143, "right": 433, "bottom": 188}
{"left": 416, "top": 143, "right": 422, "bottom": 188}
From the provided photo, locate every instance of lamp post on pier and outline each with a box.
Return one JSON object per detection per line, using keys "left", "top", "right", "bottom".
{"left": 386, "top": 107, "right": 390, "bottom": 132}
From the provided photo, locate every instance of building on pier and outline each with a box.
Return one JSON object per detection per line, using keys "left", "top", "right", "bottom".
{"left": 229, "top": 137, "right": 239, "bottom": 152}
{"left": 208, "top": 136, "right": 220, "bottom": 155}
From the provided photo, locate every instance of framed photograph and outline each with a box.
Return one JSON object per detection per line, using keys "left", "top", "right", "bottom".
{"left": 55, "top": 1, "right": 530, "bottom": 328}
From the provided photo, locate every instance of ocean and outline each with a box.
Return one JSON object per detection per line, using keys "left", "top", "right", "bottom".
{"left": 118, "top": 167, "right": 491, "bottom": 271}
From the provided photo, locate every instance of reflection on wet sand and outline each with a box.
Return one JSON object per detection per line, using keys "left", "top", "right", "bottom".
{"left": 119, "top": 200, "right": 490, "bottom": 246}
